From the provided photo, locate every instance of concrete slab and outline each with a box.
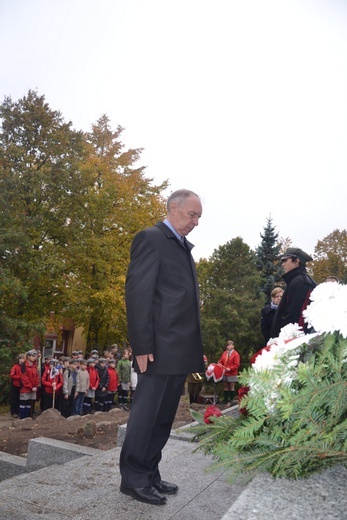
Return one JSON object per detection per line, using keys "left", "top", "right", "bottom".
{"left": 0, "top": 410, "right": 344, "bottom": 520}
{"left": 26, "top": 437, "right": 101, "bottom": 472}
{"left": 0, "top": 451, "right": 26, "bottom": 481}
{"left": 221, "top": 464, "right": 347, "bottom": 520}
{"left": 0, "top": 439, "right": 244, "bottom": 520}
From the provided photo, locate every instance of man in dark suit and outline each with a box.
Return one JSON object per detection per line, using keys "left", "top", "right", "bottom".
{"left": 120, "top": 189, "right": 204, "bottom": 506}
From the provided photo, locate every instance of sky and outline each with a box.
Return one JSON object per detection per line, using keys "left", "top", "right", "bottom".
{"left": 1, "top": 0, "right": 347, "bottom": 261}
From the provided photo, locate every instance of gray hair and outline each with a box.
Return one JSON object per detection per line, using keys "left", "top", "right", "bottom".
{"left": 166, "top": 189, "right": 200, "bottom": 212}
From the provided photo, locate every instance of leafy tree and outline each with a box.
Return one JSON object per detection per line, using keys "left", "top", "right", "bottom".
{"left": 255, "top": 216, "right": 282, "bottom": 301}
{"left": 311, "top": 229, "right": 347, "bottom": 283}
{"left": 0, "top": 90, "right": 91, "bottom": 397}
{"left": 64, "top": 115, "right": 168, "bottom": 349}
{"left": 197, "top": 237, "right": 265, "bottom": 370}
{"left": 0, "top": 91, "right": 168, "bottom": 358}
{"left": 0, "top": 90, "right": 89, "bottom": 325}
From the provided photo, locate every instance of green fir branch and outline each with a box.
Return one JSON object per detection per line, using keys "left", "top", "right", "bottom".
{"left": 191, "top": 331, "right": 347, "bottom": 482}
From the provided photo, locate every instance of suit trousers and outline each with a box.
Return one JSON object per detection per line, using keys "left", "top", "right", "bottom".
{"left": 119, "top": 372, "right": 186, "bottom": 488}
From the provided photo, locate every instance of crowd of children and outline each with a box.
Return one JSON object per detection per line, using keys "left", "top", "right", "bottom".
{"left": 9, "top": 345, "right": 136, "bottom": 420}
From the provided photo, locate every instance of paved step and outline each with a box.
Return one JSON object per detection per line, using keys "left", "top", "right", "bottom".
{"left": 0, "top": 437, "right": 245, "bottom": 520}
{"left": 0, "top": 451, "right": 26, "bottom": 481}
{"left": 0, "top": 404, "right": 345, "bottom": 520}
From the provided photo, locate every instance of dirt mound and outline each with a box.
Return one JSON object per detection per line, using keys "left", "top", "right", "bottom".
{"left": 0, "top": 398, "right": 216, "bottom": 457}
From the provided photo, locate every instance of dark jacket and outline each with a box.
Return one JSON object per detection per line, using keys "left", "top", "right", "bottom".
{"left": 95, "top": 364, "right": 109, "bottom": 390}
{"left": 125, "top": 221, "right": 204, "bottom": 375}
{"left": 260, "top": 304, "right": 277, "bottom": 344}
{"left": 270, "top": 266, "right": 317, "bottom": 338}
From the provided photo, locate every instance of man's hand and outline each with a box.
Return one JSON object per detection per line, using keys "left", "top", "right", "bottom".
{"left": 136, "top": 354, "right": 154, "bottom": 373}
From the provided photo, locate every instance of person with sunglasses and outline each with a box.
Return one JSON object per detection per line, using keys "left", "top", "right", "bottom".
{"left": 270, "top": 248, "right": 317, "bottom": 339}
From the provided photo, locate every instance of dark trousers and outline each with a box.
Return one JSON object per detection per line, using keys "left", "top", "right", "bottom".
{"left": 119, "top": 373, "right": 186, "bottom": 488}
{"left": 10, "top": 384, "right": 20, "bottom": 415}
{"left": 42, "top": 392, "right": 61, "bottom": 412}
{"left": 118, "top": 385, "right": 129, "bottom": 405}
{"left": 94, "top": 390, "right": 107, "bottom": 411}
{"left": 105, "top": 392, "right": 116, "bottom": 411}
{"left": 72, "top": 392, "right": 85, "bottom": 415}
{"left": 188, "top": 381, "right": 203, "bottom": 404}
{"left": 83, "top": 396, "right": 93, "bottom": 414}
{"left": 19, "top": 399, "right": 33, "bottom": 419}
{"left": 61, "top": 387, "right": 75, "bottom": 418}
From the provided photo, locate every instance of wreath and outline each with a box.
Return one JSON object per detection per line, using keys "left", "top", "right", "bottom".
{"left": 191, "top": 282, "right": 347, "bottom": 483}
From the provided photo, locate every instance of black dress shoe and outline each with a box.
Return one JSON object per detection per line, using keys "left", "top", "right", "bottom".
{"left": 153, "top": 480, "right": 179, "bottom": 495}
{"left": 120, "top": 485, "right": 167, "bottom": 505}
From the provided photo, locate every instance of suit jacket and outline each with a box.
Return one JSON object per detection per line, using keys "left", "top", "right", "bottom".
{"left": 125, "top": 221, "right": 204, "bottom": 375}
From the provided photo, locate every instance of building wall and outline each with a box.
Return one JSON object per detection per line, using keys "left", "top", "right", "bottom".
{"left": 70, "top": 326, "right": 87, "bottom": 354}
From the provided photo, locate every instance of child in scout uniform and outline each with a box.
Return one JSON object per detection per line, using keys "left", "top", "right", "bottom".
{"left": 117, "top": 349, "right": 132, "bottom": 410}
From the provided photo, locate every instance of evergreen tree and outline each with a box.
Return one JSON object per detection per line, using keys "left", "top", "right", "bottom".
{"left": 197, "top": 237, "right": 265, "bottom": 368}
{"left": 255, "top": 217, "right": 282, "bottom": 301}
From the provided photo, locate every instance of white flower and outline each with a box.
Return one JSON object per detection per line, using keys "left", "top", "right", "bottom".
{"left": 246, "top": 283, "right": 347, "bottom": 414}
{"left": 250, "top": 332, "right": 320, "bottom": 413}
{"left": 303, "top": 282, "right": 347, "bottom": 338}
{"left": 278, "top": 323, "right": 304, "bottom": 341}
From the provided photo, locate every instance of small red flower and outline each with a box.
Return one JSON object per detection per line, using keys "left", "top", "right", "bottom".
{"left": 204, "top": 405, "right": 222, "bottom": 424}
{"left": 238, "top": 386, "right": 250, "bottom": 415}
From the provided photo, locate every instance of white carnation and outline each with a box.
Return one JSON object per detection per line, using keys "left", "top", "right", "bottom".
{"left": 303, "top": 282, "right": 347, "bottom": 339}
{"left": 247, "top": 282, "right": 347, "bottom": 414}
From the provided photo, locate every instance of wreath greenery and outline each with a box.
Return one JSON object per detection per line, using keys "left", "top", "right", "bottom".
{"left": 191, "top": 282, "right": 347, "bottom": 483}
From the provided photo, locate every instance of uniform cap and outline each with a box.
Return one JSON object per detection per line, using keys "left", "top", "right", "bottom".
{"left": 281, "top": 248, "right": 313, "bottom": 263}
{"left": 26, "top": 349, "right": 37, "bottom": 357}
